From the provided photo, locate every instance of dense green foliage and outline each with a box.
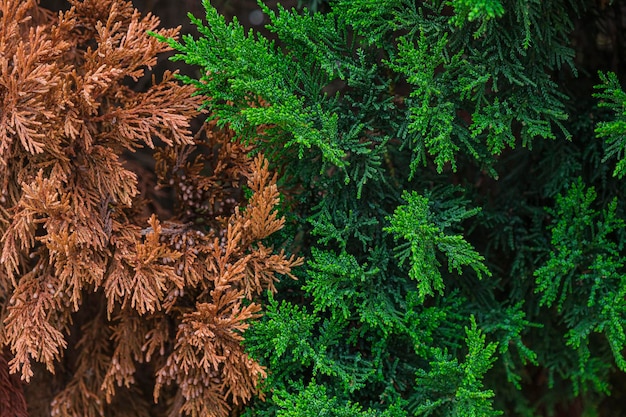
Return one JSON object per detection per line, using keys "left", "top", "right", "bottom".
{"left": 155, "top": 0, "right": 626, "bottom": 415}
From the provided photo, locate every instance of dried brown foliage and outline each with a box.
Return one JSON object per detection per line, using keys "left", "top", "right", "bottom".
{"left": 0, "top": 1, "right": 302, "bottom": 416}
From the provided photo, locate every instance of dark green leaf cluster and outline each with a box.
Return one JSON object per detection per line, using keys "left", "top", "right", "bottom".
{"left": 411, "top": 317, "right": 500, "bottom": 417}
{"left": 335, "top": 0, "right": 577, "bottom": 173}
{"left": 448, "top": 0, "right": 505, "bottom": 33}
{"left": 594, "top": 71, "right": 626, "bottom": 179}
{"left": 385, "top": 189, "right": 489, "bottom": 301}
{"left": 534, "top": 178, "right": 626, "bottom": 393}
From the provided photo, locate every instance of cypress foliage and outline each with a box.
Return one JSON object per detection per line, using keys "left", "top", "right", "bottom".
{"left": 0, "top": 1, "right": 301, "bottom": 415}
{"left": 159, "top": 0, "right": 626, "bottom": 416}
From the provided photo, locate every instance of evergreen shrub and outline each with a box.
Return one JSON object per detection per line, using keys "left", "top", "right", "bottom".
{"left": 159, "top": 0, "right": 626, "bottom": 416}
{"left": 2, "top": 0, "right": 626, "bottom": 416}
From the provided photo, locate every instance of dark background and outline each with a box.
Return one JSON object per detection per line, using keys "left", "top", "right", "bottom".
{"left": 38, "top": 0, "right": 302, "bottom": 92}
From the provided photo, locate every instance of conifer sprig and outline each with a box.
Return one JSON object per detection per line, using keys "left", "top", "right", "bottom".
{"left": 594, "top": 71, "right": 626, "bottom": 179}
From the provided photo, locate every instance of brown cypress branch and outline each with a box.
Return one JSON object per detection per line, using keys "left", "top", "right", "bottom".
{"left": 0, "top": 0, "right": 301, "bottom": 414}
